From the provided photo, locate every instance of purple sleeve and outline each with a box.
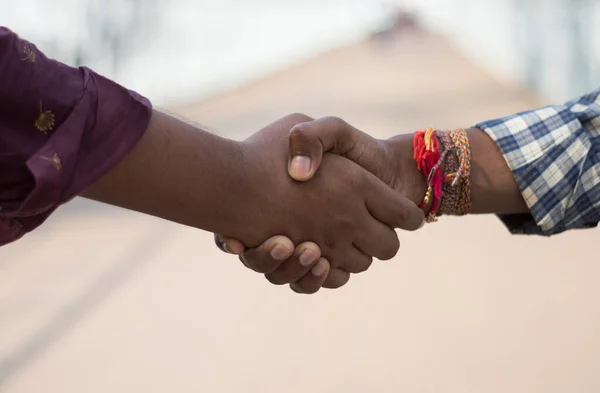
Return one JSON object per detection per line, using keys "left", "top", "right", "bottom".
{"left": 0, "top": 27, "right": 152, "bottom": 246}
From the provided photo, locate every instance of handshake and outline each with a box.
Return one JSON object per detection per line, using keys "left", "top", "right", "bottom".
{"left": 212, "top": 114, "right": 431, "bottom": 294}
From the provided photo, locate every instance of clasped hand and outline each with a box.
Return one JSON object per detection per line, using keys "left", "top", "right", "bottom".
{"left": 214, "top": 114, "right": 425, "bottom": 293}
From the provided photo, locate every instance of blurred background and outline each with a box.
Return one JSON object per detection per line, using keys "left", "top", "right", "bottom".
{"left": 1, "top": 1, "right": 600, "bottom": 392}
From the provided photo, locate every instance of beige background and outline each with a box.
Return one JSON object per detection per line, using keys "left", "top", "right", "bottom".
{"left": 1, "top": 31, "right": 599, "bottom": 392}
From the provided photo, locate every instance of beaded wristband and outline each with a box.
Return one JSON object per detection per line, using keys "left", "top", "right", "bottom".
{"left": 413, "top": 128, "right": 439, "bottom": 210}
{"left": 437, "top": 131, "right": 460, "bottom": 215}
{"left": 413, "top": 128, "right": 446, "bottom": 222}
{"left": 414, "top": 128, "right": 473, "bottom": 220}
{"left": 424, "top": 148, "right": 450, "bottom": 222}
{"left": 447, "top": 128, "right": 472, "bottom": 215}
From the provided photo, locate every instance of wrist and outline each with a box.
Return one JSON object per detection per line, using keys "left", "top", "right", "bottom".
{"left": 202, "top": 138, "right": 254, "bottom": 231}
{"left": 384, "top": 133, "right": 428, "bottom": 207}
{"left": 467, "top": 127, "right": 528, "bottom": 214}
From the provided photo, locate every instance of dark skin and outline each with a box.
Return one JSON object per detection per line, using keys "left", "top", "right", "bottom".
{"left": 82, "top": 111, "right": 425, "bottom": 289}
{"left": 216, "top": 117, "right": 529, "bottom": 294}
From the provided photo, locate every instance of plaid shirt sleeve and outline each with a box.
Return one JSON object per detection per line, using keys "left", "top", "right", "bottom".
{"left": 475, "top": 88, "right": 600, "bottom": 236}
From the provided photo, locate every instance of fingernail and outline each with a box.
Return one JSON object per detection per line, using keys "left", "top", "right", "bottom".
{"left": 299, "top": 249, "right": 318, "bottom": 266}
{"left": 311, "top": 261, "right": 327, "bottom": 276}
{"left": 290, "top": 156, "right": 311, "bottom": 176}
{"left": 270, "top": 245, "right": 292, "bottom": 261}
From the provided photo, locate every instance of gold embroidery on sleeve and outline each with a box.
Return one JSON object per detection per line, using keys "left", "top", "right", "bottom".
{"left": 22, "top": 46, "right": 36, "bottom": 62}
{"left": 34, "top": 101, "right": 55, "bottom": 133}
{"left": 40, "top": 153, "right": 62, "bottom": 171}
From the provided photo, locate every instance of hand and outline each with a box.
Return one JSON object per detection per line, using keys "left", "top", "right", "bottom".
{"left": 215, "top": 234, "right": 337, "bottom": 294}
{"left": 286, "top": 116, "right": 425, "bottom": 202}
{"left": 216, "top": 115, "right": 425, "bottom": 294}
{"left": 219, "top": 114, "right": 422, "bottom": 277}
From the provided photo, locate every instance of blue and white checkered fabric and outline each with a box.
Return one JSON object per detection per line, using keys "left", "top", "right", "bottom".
{"left": 476, "top": 88, "right": 600, "bottom": 236}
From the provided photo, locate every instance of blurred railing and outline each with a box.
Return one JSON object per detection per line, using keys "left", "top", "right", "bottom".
{"left": 401, "top": 0, "right": 600, "bottom": 101}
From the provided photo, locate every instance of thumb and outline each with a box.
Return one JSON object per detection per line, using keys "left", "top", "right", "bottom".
{"left": 287, "top": 117, "right": 381, "bottom": 181}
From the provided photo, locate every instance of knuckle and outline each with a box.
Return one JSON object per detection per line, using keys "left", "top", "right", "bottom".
{"left": 289, "top": 124, "right": 306, "bottom": 138}
{"left": 323, "top": 116, "right": 354, "bottom": 150}
{"left": 289, "top": 125, "right": 310, "bottom": 148}
{"left": 246, "top": 255, "right": 279, "bottom": 274}
{"left": 379, "top": 236, "right": 400, "bottom": 261}
{"left": 286, "top": 113, "right": 313, "bottom": 124}
{"left": 289, "top": 122, "right": 320, "bottom": 157}
{"left": 302, "top": 287, "right": 320, "bottom": 295}
{"left": 351, "top": 256, "right": 373, "bottom": 274}
{"left": 264, "top": 258, "right": 308, "bottom": 284}
{"left": 292, "top": 282, "right": 318, "bottom": 295}
{"left": 264, "top": 272, "right": 289, "bottom": 286}
{"left": 409, "top": 209, "right": 426, "bottom": 231}
{"left": 398, "top": 200, "right": 424, "bottom": 231}
{"left": 323, "top": 270, "right": 350, "bottom": 288}
{"left": 395, "top": 199, "right": 407, "bottom": 225}
{"left": 289, "top": 283, "right": 306, "bottom": 294}
{"left": 265, "top": 274, "right": 287, "bottom": 285}
{"left": 323, "top": 116, "right": 346, "bottom": 129}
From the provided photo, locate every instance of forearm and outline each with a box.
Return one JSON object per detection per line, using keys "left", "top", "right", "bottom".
{"left": 464, "top": 127, "right": 528, "bottom": 214}
{"left": 389, "top": 128, "right": 528, "bottom": 216}
{"left": 81, "top": 109, "right": 247, "bottom": 235}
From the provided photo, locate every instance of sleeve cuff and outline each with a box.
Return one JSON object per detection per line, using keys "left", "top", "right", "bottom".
{"left": 475, "top": 104, "right": 594, "bottom": 236}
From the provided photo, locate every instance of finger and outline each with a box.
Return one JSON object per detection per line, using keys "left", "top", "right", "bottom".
{"left": 214, "top": 234, "right": 246, "bottom": 255}
{"left": 265, "top": 242, "right": 321, "bottom": 285}
{"left": 353, "top": 218, "right": 400, "bottom": 261}
{"left": 365, "top": 176, "right": 425, "bottom": 231}
{"left": 288, "top": 117, "right": 380, "bottom": 181}
{"left": 239, "top": 236, "right": 295, "bottom": 274}
{"left": 322, "top": 268, "right": 351, "bottom": 289}
{"left": 335, "top": 246, "right": 374, "bottom": 274}
{"left": 289, "top": 258, "right": 330, "bottom": 294}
